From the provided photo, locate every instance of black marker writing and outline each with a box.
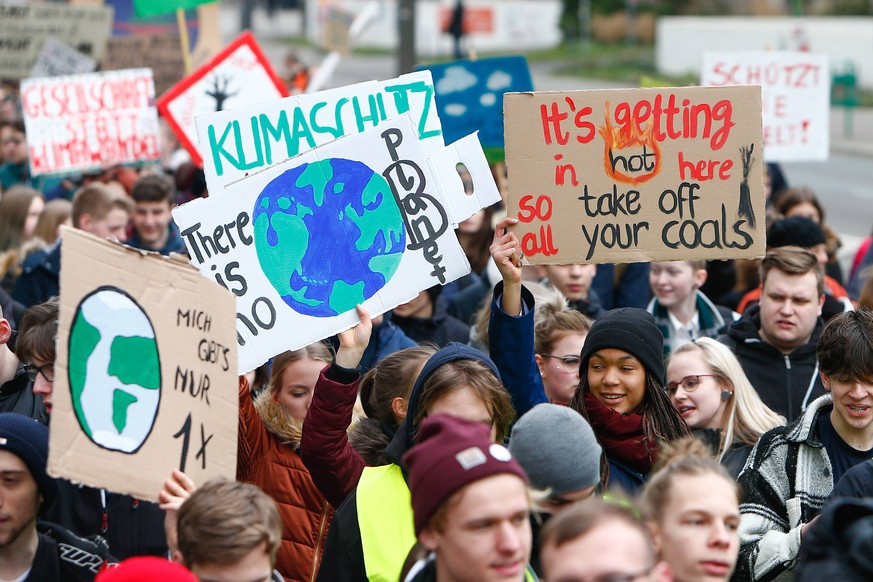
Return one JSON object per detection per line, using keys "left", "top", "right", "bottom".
{"left": 381, "top": 128, "right": 449, "bottom": 283}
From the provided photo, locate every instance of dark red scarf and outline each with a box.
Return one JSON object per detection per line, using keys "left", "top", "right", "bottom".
{"left": 584, "top": 392, "right": 657, "bottom": 474}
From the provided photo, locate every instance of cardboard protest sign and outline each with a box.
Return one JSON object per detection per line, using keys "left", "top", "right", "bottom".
{"left": 0, "top": 2, "right": 113, "bottom": 79}
{"left": 157, "top": 31, "right": 290, "bottom": 166}
{"left": 30, "top": 38, "right": 97, "bottom": 79}
{"left": 322, "top": 5, "right": 355, "bottom": 53}
{"left": 504, "top": 86, "right": 766, "bottom": 265}
{"left": 195, "top": 71, "right": 443, "bottom": 194}
{"left": 424, "top": 56, "right": 533, "bottom": 162}
{"left": 103, "top": 34, "right": 186, "bottom": 96}
{"left": 50, "top": 228, "right": 238, "bottom": 501}
{"left": 701, "top": 51, "right": 829, "bottom": 162}
{"left": 173, "top": 114, "right": 499, "bottom": 373}
{"left": 20, "top": 68, "right": 161, "bottom": 177}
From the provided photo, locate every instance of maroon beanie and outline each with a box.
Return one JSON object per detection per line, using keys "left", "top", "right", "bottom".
{"left": 95, "top": 557, "right": 197, "bottom": 581}
{"left": 402, "top": 414, "right": 528, "bottom": 535}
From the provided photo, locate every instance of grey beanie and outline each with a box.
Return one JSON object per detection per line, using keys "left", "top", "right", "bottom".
{"left": 508, "top": 403, "right": 602, "bottom": 495}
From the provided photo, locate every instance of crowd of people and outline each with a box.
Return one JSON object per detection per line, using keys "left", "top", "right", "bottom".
{"left": 3, "top": 48, "right": 873, "bottom": 582}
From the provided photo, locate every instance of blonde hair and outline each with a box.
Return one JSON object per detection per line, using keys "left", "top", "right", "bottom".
{"left": 177, "top": 478, "right": 282, "bottom": 569}
{"left": 267, "top": 341, "right": 333, "bottom": 398}
{"left": 533, "top": 285, "right": 592, "bottom": 355}
{"left": 641, "top": 437, "right": 739, "bottom": 524}
{"left": 32, "top": 199, "right": 72, "bottom": 245}
{"left": 669, "top": 338, "right": 785, "bottom": 462}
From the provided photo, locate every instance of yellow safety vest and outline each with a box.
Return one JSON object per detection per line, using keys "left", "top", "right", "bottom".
{"left": 357, "top": 464, "right": 540, "bottom": 582}
{"left": 357, "top": 464, "right": 415, "bottom": 582}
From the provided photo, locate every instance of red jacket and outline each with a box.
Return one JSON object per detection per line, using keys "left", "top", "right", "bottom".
{"left": 238, "top": 376, "right": 332, "bottom": 582}
{"left": 300, "top": 365, "right": 366, "bottom": 510}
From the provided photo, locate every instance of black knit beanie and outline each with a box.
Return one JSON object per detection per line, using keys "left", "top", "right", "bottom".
{"left": 578, "top": 307, "right": 666, "bottom": 385}
{"left": 0, "top": 413, "right": 57, "bottom": 507}
{"left": 767, "top": 215, "right": 826, "bottom": 249}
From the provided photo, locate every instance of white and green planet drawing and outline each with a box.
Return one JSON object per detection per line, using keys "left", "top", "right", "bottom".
{"left": 68, "top": 288, "right": 161, "bottom": 454}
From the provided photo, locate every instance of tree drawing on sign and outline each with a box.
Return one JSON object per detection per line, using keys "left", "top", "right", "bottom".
{"left": 205, "top": 75, "right": 238, "bottom": 111}
{"left": 737, "top": 143, "right": 756, "bottom": 228}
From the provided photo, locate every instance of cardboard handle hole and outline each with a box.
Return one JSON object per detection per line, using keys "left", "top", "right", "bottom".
{"left": 456, "top": 162, "right": 474, "bottom": 196}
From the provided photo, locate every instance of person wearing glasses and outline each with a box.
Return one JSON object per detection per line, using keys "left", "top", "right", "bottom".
{"left": 641, "top": 437, "right": 740, "bottom": 582}
{"left": 487, "top": 218, "right": 592, "bottom": 415}
{"left": 647, "top": 261, "right": 737, "bottom": 358}
{"left": 13, "top": 298, "right": 168, "bottom": 562}
{"left": 488, "top": 219, "right": 688, "bottom": 493}
{"left": 665, "top": 338, "right": 784, "bottom": 477}
{"left": 533, "top": 289, "right": 592, "bottom": 405}
{"left": 13, "top": 300, "right": 59, "bottom": 418}
{"left": 0, "top": 304, "right": 45, "bottom": 421}
{"left": 540, "top": 497, "right": 673, "bottom": 582}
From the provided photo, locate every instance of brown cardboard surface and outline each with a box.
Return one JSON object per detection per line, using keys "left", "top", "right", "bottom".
{"left": 103, "top": 34, "right": 186, "bottom": 97}
{"left": 504, "top": 86, "right": 766, "bottom": 265}
{"left": 49, "top": 228, "right": 238, "bottom": 501}
{"left": 0, "top": 2, "right": 113, "bottom": 79}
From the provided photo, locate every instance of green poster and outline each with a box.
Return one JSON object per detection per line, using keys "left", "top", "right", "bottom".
{"left": 133, "top": 0, "right": 217, "bottom": 19}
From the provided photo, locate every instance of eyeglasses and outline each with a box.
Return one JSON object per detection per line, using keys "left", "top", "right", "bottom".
{"left": 23, "top": 363, "right": 54, "bottom": 383}
{"left": 666, "top": 374, "right": 719, "bottom": 396}
{"left": 554, "top": 565, "right": 656, "bottom": 582}
{"left": 541, "top": 354, "right": 581, "bottom": 372}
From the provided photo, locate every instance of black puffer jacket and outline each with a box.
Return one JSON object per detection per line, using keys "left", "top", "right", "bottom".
{"left": 30, "top": 521, "right": 117, "bottom": 582}
{"left": 795, "top": 498, "right": 873, "bottom": 582}
{"left": 718, "top": 305, "right": 825, "bottom": 423}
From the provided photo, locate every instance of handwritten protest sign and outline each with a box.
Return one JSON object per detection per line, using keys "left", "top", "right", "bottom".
{"left": 20, "top": 68, "right": 161, "bottom": 176}
{"left": 504, "top": 86, "right": 766, "bottom": 265}
{"left": 158, "top": 31, "right": 289, "bottom": 166}
{"left": 103, "top": 34, "right": 186, "bottom": 96}
{"left": 30, "top": 38, "right": 97, "bottom": 78}
{"left": 322, "top": 5, "right": 355, "bottom": 53}
{"left": 174, "top": 114, "right": 499, "bottom": 373}
{"left": 196, "top": 71, "right": 445, "bottom": 194}
{"left": 49, "top": 228, "right": 238, "bottom": 501}
{"left": 701, "top": 51, "right": 829, "bottom": 162}
{"left": 194, "top": 71, "right": 443, "bottom": 194}
{"left": 424, "top": 56, "right": 533, "bottom": 162}
{"left": 0, "top": 2, "right": 113, "bottom": 79}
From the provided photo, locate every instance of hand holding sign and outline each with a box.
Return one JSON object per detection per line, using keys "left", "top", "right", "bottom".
{"left": 490, "top": 216, "right": 523, "bottom": 317}
{"left": 173, "top": 114, "right": 500, "bottom": 373}
{"left": 335, "top": 306, "right": 373, "bottom": 370}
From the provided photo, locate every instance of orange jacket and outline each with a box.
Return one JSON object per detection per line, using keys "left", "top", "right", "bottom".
{"left": 238, "top": 376, "right": 332, "bottom": 582}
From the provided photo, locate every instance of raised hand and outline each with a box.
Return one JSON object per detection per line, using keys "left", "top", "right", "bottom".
{"left": 490, "top": 217, "right": 523, "bottom": 315}
{"left": 335, "top": 305, "right": 373, "bottom": 369}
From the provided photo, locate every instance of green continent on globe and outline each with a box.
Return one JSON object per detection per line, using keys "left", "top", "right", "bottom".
{"left": 112, "top": 389, "right": 139, "bottom": 433}
{"left": 252, "top": 157, "right": 406, "bottom": 318}
{"left": 69, "top": 310, "right": 102, "bottom": 437}
{"left": 108, "top": 336, "right": 160, "bottom": 390}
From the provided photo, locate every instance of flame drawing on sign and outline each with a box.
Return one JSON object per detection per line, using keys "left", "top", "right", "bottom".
{"left": 598, "top": 102, "right": 662, "bottom": 185}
